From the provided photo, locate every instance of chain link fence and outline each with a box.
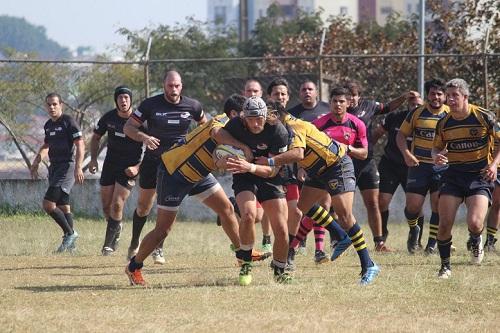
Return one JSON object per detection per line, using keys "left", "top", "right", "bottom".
{"left": 1, "top": 53, "right": 499, "bottom": 181}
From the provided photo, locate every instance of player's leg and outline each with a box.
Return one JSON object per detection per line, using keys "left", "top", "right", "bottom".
{"left": 424, "top": 190, "right": 440, "bottom": 254}
{"left": 103, "top": 182, "right": 132, "bottom": 255}
{"left": 436, "top": 194, "right": 461, "bottom": 278}
{"left": 465, "top": 194, "right": 489, "bottom": 264}
{"left": 261, "top": 197, "right": 290, "bottom": 283}
{"left": 485, "top": 183, "right": 500, "bottom": 252}
{"left": 235, "top": 190, "right": 258, "bottom": 285}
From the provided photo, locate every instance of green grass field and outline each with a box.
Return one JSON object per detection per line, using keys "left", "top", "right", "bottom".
{"left": 0, "top": 214, "right": 499, "bottom": 332}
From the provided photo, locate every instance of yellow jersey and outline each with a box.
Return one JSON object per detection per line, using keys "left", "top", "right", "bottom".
{"left": 161, "top": 114, "right": 229, "bottom": 183}
{"left": 434, "top": 104, "right": 500, "bottom": 173}
{"left": 283, "top": 114, "right": 347, "bottom": 176}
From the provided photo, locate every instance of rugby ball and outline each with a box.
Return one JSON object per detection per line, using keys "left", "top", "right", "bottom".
{"left": 214, "top": 144, "right": 245, "bottom": 159}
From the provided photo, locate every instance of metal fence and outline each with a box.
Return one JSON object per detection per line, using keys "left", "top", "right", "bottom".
{"left": 0, "top": 53, "right": 499, "bottom": 180}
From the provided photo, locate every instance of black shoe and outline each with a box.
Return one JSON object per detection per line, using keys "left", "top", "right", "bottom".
{"left": 314, "top": 250, "right": 329, "bottom": 264}
{"left": 286, "top": 248, "right": 296, "bottom": 271}
{"left": 485, "top": 236, "right": 497, "bottom": 252}
{"left": 407, "top": 226, "right": 420, "bottom": 254}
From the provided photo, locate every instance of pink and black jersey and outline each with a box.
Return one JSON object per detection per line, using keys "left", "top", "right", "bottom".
{"left": 348, "top": 99, "right": 390, "bottom": 159}
{"left": 131, "top": 94, "right": 204, "bottom": 157}
{"left": 312, "top": 113, "right": 368, "bottom": 149}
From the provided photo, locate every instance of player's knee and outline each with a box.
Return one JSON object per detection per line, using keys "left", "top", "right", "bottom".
{"left": 42, "top": 201, "right": 55, "bottom": 213}
{"left": 111, "top": 201, "right": 124, "bottom": 215}
{"left": 240, "top": 212, "right": 256, "bottom": 225}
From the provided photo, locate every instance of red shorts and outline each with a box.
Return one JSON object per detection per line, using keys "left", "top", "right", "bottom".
{"left": 285, "top": 184, "right": 300, "bottom": 201}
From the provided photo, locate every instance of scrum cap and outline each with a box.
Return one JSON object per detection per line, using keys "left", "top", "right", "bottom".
{"left": 243, "top": 96, "right": 267, "bottom": 118}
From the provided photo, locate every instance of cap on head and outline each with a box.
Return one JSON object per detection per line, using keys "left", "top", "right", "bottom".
{"left": 243, "top": 96, "right": 267, "bottom": 118}
{"left": 114, "top": 86, "right": 132, "bottom": 103}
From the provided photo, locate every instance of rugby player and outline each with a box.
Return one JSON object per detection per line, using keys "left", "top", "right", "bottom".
{"left": 123, "top": 70, "right": 206, "bottom": 264}
{"left": 30, "top": 93, "right": 84, "bottom": 252}
{"left": 89, "top": 86, "right": 143, "bottom": 256}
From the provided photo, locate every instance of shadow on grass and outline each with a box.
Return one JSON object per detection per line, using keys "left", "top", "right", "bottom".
{"left": 2, "top": 264, "right": 122, "bottom": 271}
{"left": 15, "top": 278, "right": 237, "bottom": 293}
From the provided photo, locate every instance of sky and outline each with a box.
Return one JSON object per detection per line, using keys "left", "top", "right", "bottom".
{"left": 1, "top": 0, "right": 207, "bottom": 54}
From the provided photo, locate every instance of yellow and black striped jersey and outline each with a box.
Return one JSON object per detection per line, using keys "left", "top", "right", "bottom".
{"left": 399, "top": 103, "right": 449, "bottom": 163}
{"left": 161, "top": 114, "right": 229, "bottom": 183}
{"left": 283, "top": 114, "right": 347, "bottom": 176}
{"left": 434, "top": 104, "right": 500, "bottom": 173}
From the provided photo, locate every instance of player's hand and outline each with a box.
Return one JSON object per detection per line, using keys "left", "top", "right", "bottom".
{"left": 30, "top": 163, "right": 39, "bottom": 180}
{"left": 481, "top": 162, "right": 498, "bottom": 181}
{"left": 88, "top": 160, "right": 98, "bottom": 174}
{"left": 433, "top": 148, "right": 448, "bottom": 166}
{"left": 297, "top": 168, "right": 307, "bottom": 182}
{"left": 403, "top": 153, "right": 420, "bottom": 167}
{"left": 225, "top": 156, "right": 252, "bottom": 174}
{"left": 143, "top": 136, "right": 160, "bottom": 150}
{"left": 125, "top": 165, "right": 139, "bottom": 178}
{"left": 75, "top": 168, "right": 84, "bottom": 184}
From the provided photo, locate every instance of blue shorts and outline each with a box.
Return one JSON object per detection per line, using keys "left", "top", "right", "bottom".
{"left": 406, "top": 163, "right": 444, "bottom": 196}
{"left": 439, "top": 170, "right": 494, "bottom": 202}
{"left": 156, "top": 164, "right": 220, "bottom": 211}
{"left": 305, "top": 155, "right": 356, "bottom": 196}
{"left": 139, "top": 154, "right": 160, "bottom": 189}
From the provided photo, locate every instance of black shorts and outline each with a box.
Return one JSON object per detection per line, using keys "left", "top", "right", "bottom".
{"left": 100, "top": 159, "right": 137, "bottom": 190}
{"left": 353, "top": 158, "right": 379, "bottom": 191}
{"left": 232, "top": 174, "right": 285, "bottom": 203}
{"left": 439, "top": 170, "right": 494, "bottom": 202}
{"left": 44, "top": 186, "right": 70, "bottom": 205}
{"left": 156, "top": 164, "right": 220, "bottom": 211}
{"left": 305, "top": 155, "right": 356, "bottom": 196}
{"left": 48, "top": 162, "right": 75, "bottom": 194}
{"left": 138, "top": 154, "right": 160, "bottom": 189}
{"left": 378, "top": 156, "right": 408, "bottom": 194}
{"left": 406, "top": 163, "right": 444, "bottom": 196}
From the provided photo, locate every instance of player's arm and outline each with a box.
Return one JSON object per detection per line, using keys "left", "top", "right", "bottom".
{"left": 211, "top": 127, "right": 253, "bottom": 162}
{"left": 74, "top": 138, "right": 85, "bottom": 184}
{"left": 197, "top": 112, "right": 208, "bottom": 125}
{"left": 396, "top": 131, "right": 418, "bottom": 167}
{"left": 387, "top": 91, "right": 420, "bottom": 113}
{"left": 347, "top": 144, "right": 367, "bottom": 160}
{"left": 431, "top": 124, "right": 448, "bottom": 166}
{"left": 349, "top": 117, "right": 368, "bottom": 160}
{"left": 30, "top": 143, "right": 49, "bottom": 180}
{"left": 372, "top": 123, "right": 386, "bottom": 142}
{"left": 124, "top": 117, "right": 160, "bottom": 150}
{"left": 88, "top": 133, "right": 101, "bottom": 174}
{"left": 224, "top": 156, "right": 278, "bottom": 178}
{"left": 254, "top": 147, "right": 304, "bottom": 167}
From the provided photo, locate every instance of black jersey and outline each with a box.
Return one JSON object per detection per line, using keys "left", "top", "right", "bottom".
{"left": 348, "top": 99, "right": 390, "bottom": 160}
{"left": 131, "top": 94, "right": 204, "bottom": 156}
{"left": 381, "top": 108, "right": 411, "bottom": 166}
{"left": 94, "top": 109, "right": 143, "bottom": 166}
{"left": 44, "top": 114, "right": 82, "bottom": 164}
{"left": 224, "top": 117, "right": 289, "bottom": 182}
{"left": 288, "top": 101, "right": 330, "bottom": 122}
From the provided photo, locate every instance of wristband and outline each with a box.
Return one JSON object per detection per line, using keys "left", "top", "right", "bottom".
{"left": 268, "top": 158, "right": 275, "bottom": 166}
{"left": 249, "top": 163, "right": 257, "bottom": 173}
{"left": 346, "top": 145, "right": 351, "bottom": 154}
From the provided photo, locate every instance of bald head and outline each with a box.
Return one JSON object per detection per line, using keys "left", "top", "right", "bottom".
{"left": 163, "top": 70, "right": 183, "bottom": 104}
{"left": 244, "top": 79, "right": 263, "bottom": 98}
